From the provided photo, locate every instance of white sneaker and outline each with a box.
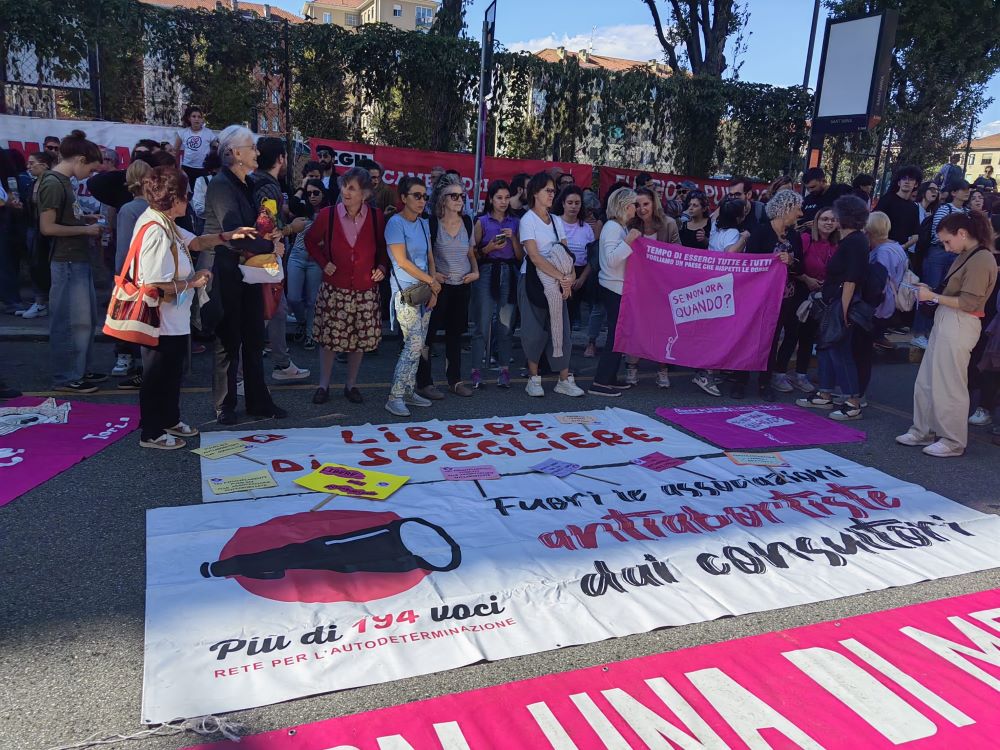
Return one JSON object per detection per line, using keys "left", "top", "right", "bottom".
{"left": 385, "top": 398, "right": 410, "bottom": 417}
{"left": 910, "top": 335, "right": 929, "bottom": 350}
{"left": 554, "top": 375, "right": 585, "bottom": 397}
{"left": 656, "top": 371, "right": 671, "bottom": 389}
{"left": 273, "top": 362, "right": 311, "bottom": 381}
{"left": 403, "top": 391, "right": 432, "bottom": 408}
{"left": 112, "top": 353, "right": 132, "bottom": 376}
{"left": 969, "top": 407, "right": 993, "bottom": 426}
{"left": 895, "top": 430, "right": 933, "bottom": 447}
{"left": 625, "top": 366, "right": 639, "bottom": 386}
{"left": 770, "top": 373, "right": 794, "bottom": 393}
{"left": 236, "top": 378, "right": 245, "bottom": 397}
{"left": 922, "top": 439, "right": 964, "bottom": 458}
{"left": 790, "top": 373, "right": 815, "bottom": 393}
{"left": 525, "top": 375, "right": 545, "bottom": 397}
{"left": 21, "top": 302, "right": 48, "bottom": 319}
{"left": 692, "top": 375, "right": 721, "bottom": 396}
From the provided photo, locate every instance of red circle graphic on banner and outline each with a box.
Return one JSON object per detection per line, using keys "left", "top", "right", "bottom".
{"left": 212, "top": 510, "right": 430, "bottom": 603}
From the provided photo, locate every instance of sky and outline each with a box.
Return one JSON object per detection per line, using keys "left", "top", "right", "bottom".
{"left": 282, "top": 0, "right": 1000, "bottom": 137}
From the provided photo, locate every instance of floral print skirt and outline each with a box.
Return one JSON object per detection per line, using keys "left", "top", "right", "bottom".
{"left": 313, "top": 285, "right": 382, "bottom": 353}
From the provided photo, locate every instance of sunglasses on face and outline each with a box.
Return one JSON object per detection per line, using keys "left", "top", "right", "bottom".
{"left": 446, "top": 193, "right": 464, "bottom": 200}
{"left": 542, "top": 188, "right": 556, "bottom": 195}
{"left": 407, "top": 192, "right": 428, "bottom": 200}
{"left": 306, "top": 190, "right": 322, "bottom": 197}
{"left": 45, "top": 145, "right": 59, "bottom": 151}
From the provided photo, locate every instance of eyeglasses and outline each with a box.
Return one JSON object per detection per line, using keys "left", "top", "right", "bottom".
{"left": 542, "top": 188, "right": 556, "bottom": 195}
{"left": 445, "top": 193, "right": 464, "bottom": 200}
{"left": 306, "top": 190, "right": 322, "bottom": 197}
{"left": 407, "top": 192, "right": 428, "bottom": 200}
{"left": 45, "top": 145, "right": 59, "bottom": 152}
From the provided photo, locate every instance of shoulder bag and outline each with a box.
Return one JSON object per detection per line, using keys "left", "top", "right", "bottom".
{"left": 525, "top": 216, "right": 572, "bottom": 309}
{"left": 103, "top": 221, "right": 167, "bottom": 346}
{"left": 390, "top": 217, "right": 434, "bottom": 307}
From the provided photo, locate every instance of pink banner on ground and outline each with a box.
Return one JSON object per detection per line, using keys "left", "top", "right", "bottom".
{"left": 0, "top": 397, "right": 139, "bottom": 507}
{"left": 190, "top": 589, "right": 1000, "bottom": 749}
{"left": 615, "top": 239, "right": 786, "bottom": 371}
{"left": 657, "top": 403, "right": 867, "bottom": 449}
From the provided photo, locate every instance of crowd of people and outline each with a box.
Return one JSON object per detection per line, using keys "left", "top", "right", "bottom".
{"left": 1, "top": 122, "right": 998, "bottom": 457}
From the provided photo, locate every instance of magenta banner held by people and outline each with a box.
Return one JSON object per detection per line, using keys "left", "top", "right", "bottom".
{"left": 615, "top": 239, "right": 787, "bottom": 371}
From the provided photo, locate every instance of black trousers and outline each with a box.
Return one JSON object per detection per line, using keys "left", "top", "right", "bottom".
{"left": 594, "top": 286, "right": 624, "bottom": 385}
{"left": 969, "top": 318, "right": 1000, "bottom": 411}
{"left": 212, "top": 259, "right": 274, "bottom": 414}
{"left": 852, "top": 325, "right": 875, "bottom": 396}
{"left": 140, "top": 334, "right": 188, "bottom": 440}
{"left": 417, "top": 283, "right": 471, "bottom": 387}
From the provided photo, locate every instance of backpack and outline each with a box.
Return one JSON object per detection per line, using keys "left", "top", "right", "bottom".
{"left": 429, "top": 213, "right": 473, "bottom": 245}
{"left": 861, "top": 261, "right": 889, "bottom": 306}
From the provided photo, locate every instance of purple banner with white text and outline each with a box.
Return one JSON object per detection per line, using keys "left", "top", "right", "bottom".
{"left": 615, "top": 240, "right": 786, "bottom": 371}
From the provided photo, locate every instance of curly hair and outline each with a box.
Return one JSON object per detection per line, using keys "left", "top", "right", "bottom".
{"left": 142, "top": 166, "right": 189, "bottom": 212}
{"left": 765, "top": 189, "right": 803, "bottom": 221}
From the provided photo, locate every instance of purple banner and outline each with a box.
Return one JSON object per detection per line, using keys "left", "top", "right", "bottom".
{"left": 657, "top": 404, "right": 867, "bottom": 449}
{"left": 615, "top": 240, "right": 786, "bottom": 370}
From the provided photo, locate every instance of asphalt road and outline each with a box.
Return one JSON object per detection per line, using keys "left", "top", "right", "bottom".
{"left": 2, "top": 332, "right": 999, "bottom": 750}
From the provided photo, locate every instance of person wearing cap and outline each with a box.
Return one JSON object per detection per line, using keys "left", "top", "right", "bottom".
{"left": 910, "top": 179, "right": 971, "bottom": 349}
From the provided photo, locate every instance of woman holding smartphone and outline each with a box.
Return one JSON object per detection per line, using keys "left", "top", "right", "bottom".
{"left": 470, "top": 179, "right": 522, "bottom": 389}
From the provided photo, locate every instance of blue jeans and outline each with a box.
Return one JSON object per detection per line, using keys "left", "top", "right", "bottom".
{"left": 912, "top": 245, "right": 953, "bottom": 337}
{"left": 286, "top": 245, "right": 322, "bottom": 337}
{"left": 587, "top": 299, "right": 605, "bottom": 341}
{"left": 818, "top": 328, "right": 859, "bottom": 398}
{"left": 470, "top": 263, "right": 517, "bottom": 369}
{"left": 49, "top": 261, "right": 98, "bottom": 385}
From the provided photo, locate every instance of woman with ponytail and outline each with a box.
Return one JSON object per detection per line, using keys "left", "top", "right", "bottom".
{"left": 897, "top": 210, "right": 998, "bottom": 457}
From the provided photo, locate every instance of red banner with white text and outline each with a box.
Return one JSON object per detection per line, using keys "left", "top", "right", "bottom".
{"left": 598, "top": 165, "right": 768, "bottom": 208}
{"left": 311, "top": 138, "right": 593, "bottom": 212}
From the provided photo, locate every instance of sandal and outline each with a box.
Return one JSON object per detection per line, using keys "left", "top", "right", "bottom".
{"left": 140, "top": 434, "right": 187, "bottom": 450}
{"left": 165, "top": 421, "right": 199, "bottom": 437}
{"left": 796, "top": 394, "right": 834, "bottom": 410}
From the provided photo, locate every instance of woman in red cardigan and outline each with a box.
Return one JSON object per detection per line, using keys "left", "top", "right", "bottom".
{"left": 305, "top": 166, "right": 389, "bottom": 404}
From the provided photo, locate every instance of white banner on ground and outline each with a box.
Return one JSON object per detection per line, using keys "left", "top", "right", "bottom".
{"left": 195, "top": 408, "right": 716, "bottom": 502}
{"left": 143, "top": 446, "right": 1000, "bottom": 723}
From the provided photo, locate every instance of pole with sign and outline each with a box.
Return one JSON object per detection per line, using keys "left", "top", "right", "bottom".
{"left": 472, "top": 0, "right": 497, "bottom": 215}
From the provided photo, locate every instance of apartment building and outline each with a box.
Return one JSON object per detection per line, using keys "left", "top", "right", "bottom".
{"left": 301, "top": 0, "right": 438, "bottom": 32}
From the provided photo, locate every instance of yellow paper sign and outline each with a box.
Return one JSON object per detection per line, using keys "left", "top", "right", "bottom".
{"left": 207, "top": 468, "right": 277, "bottom": 495}
{"left": 294, "top": 463, "right": 409, "bottom": 501}
{"left": 192, "top": 439, "right": 249, "bottom": 460}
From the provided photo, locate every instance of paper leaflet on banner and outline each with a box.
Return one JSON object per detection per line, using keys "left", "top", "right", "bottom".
{"left": 194, "top": 408, "right": 715, "bottom": 502}
{"left": 0, "top": 398, "right": 72, "bottom": 436}
{"left": 144, "top": 446, "right": 1000, "bottom": 722}
{"left": 294, "top": 464, "right": 408, "bottom": 500}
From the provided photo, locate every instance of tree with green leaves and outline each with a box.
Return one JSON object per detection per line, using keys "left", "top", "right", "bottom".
{"left": 824, "top": 0, "right": 1000, "bottom": 169}
{"left": 430, "top": 0, "right": 468, "bottom": 37}
{"left": 640, "top": 0, "right": 747, "bottom": 78}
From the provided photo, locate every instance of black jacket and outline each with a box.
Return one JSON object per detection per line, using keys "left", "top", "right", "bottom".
{"left": 203, "top": 167, "right": 270, "bottom": 261}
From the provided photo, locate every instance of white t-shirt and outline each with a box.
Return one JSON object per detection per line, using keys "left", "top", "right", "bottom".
{"left": 136, "top": 209, "right": 195, "bottom": 335}
{"left": 708, "top": 226, "right": 740, "bottom": 252}
{"left": 177, "top": 127, "right": 214, "bottom": 169}
{"left": 562, "top": 220, "right": 595, "bottom": 265}
{"left": 518, "top": 209, "right": 566, "bottom": 274}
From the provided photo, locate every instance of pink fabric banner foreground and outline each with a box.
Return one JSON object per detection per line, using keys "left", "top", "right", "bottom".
{"left": 0, "top": 397, "right": 138, "bottom": 507}
{"left": 190, "top": 588, "right": 1000, "bottom": 749}
{"left": 615, "top": 240, "right": 787, "bottom": 371}
{"left": 657, "top": 404, "right": 867, "bottom": 449}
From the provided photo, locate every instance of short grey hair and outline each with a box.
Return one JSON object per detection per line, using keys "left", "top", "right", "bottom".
{"left": 217, "top": 124, "right": 254, "bottom": 168}
{"left": 434, "top": 174, "right": 463, "bottom": 217}
{"left": 606, "top": 187, "right": 637, "bottom": 225}
{"left": 765, "top": 189, "right": 803, "bottom": 220}
{"left": 338, "top": 166, "right": 373, "bottom": 193}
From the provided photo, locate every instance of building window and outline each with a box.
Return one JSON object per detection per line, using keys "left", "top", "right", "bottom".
{"left": 322, "top": 12, "right": 331, "bottom": 23}
{"left": 393, "top": 4, "right": 403, "bottom": 17}
{"left": 259, "top": 116, "right": 268, "bottom": 132}
{"left": 415, "top": 6, "right": 433, "bottom": 26}
{"left": 983, "top": 157, "right": 993, "bottom": 165}
{"left": 271, "top": 90, "right": 280, "bottom": 105}
{"left": 273, "top": 117, "right": 280, "bottom": 133}
{"left": 346, "top": 13, "right": 359, "bottom": 25}
{"left": 969, "top": 153, "right": 976, "bottom": 165}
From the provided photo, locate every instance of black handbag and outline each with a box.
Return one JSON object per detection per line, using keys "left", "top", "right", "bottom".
{"left": 525, "top": 217, "right": 572, "bottom": 308}
{"left": 816, "top": 297, "right": 848, "bottom": 350}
